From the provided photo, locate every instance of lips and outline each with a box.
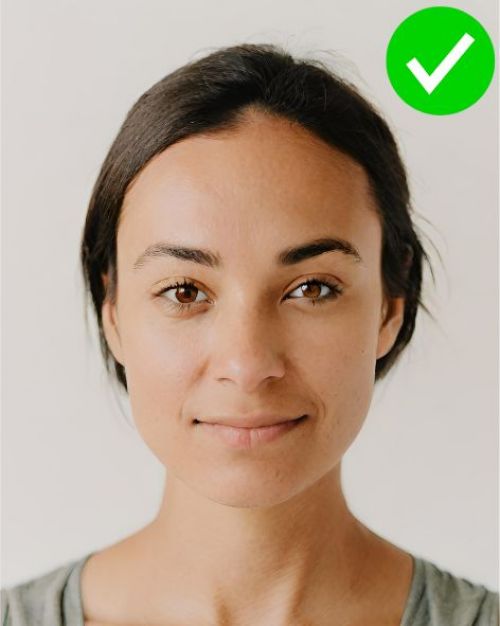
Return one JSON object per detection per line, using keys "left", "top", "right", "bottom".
{"left": 194, "top": 414, "right": 307, "bottom": 428}
{"left": 194, "top": 415, "right": 308, "bottom": 449}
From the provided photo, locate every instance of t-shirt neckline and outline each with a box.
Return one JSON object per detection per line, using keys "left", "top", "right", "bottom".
{"left": 66, "top": 551, "right": 425, "bottom": 626}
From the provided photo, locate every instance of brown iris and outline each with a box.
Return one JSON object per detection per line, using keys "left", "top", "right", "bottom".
{"left": 300, "top": 282, "right": 321, "bottom": 299}
{"left": 175, "top": 284, "right": 198, "bottom": 304}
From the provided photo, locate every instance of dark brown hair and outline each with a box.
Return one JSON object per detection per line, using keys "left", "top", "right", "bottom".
{"left": 80, "top": 42, "right": 435, "bottom": 393}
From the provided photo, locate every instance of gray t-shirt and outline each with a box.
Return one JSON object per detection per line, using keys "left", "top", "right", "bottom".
{"left": 1, "top": 551, "right": 499, "bottom": 625}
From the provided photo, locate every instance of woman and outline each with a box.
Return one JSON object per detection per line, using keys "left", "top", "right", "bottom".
{"left": 2, "top": 43, "right": 498, "bottom": 626}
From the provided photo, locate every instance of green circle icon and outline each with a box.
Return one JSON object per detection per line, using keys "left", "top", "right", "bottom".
{"left": 386, "top": 6, "right": 496, "bottom": 115}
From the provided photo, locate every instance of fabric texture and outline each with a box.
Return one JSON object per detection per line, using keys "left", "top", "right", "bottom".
{"left": 2, "top": 551, "right": 499, "bottom": 625}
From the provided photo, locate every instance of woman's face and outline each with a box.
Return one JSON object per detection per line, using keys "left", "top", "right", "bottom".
{"left": 102, "top": 110, "right": 404, "bottom": 507}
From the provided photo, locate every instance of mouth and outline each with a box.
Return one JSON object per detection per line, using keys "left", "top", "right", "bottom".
{"left": 193, "top": 414, "right": 308, "bottom": 449}
{"left": 193, "top": 414, "right": 308, "bottom": 428}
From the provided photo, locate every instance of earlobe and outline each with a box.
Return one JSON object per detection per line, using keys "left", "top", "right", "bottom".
{"left": 376, "top": 295, "right": 405, "bottom": 360}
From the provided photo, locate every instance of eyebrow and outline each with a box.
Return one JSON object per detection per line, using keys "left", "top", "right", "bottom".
{"left": 132, "top": 236, "right": 363, "bottom": 271}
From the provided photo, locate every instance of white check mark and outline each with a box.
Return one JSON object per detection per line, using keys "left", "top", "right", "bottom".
{"left": 406, "top": 32, "right": 475, "bottom": 94}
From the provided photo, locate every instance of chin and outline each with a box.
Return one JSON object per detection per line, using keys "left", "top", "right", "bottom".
{"left": 185, "top": 465, "right": 316, "bottom": 510}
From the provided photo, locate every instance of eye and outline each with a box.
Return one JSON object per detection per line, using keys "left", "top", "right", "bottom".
{"left": 156, "top": 280, "right": 209, "bottom": 313}
{"left": 284, "top": 278, "right": 343, "bottom": 306}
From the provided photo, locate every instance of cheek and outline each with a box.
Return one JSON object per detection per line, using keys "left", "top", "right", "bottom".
{"left": 120, "top": 310, "right": 201, "bottom": 464}
{"left": 302, "top": 299, "right": 381, "bottom": 459}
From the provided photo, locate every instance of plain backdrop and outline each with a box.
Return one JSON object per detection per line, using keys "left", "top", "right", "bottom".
{"left": 1, "top": 0, "right": 498, "bottom": 590}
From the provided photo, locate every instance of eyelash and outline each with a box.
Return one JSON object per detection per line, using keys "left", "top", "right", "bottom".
{"left": 155, "top": 277, "right": 343, "bottom": 314}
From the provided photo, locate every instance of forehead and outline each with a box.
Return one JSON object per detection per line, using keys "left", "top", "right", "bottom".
{"left": 117, "top": 112, "right": 380, "bottom": 267}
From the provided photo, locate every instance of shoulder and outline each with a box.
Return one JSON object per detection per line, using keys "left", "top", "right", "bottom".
{"left": 1, "top": 555, "right": 90, "bottom": 626}
{"left": 403, "top": 555, "right": 499, "bottom": 626}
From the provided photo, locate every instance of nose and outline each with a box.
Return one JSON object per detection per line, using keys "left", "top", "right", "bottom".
{"left": 208, "top": 304, "right": 286, "bottom": 393}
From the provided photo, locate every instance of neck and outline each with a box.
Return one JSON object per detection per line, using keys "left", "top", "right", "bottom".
{"left": 135, "top": 463, "right": 380, "bottom": 624}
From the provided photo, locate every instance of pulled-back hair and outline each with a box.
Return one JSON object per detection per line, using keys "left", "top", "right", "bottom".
{"left": 80, "top": 42, "right": 435, "bottom": 393}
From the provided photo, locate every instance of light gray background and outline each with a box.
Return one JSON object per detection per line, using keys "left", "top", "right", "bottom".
{"left": 1, "top": 0, "right": 498, "bottom": 590}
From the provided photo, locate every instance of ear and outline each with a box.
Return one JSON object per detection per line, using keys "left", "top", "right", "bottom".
{"left": 376, "top": 294, "right": 405, "bottom": 360}
{"left": 101, "top": 273, "right": 125, "bottom": 366}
